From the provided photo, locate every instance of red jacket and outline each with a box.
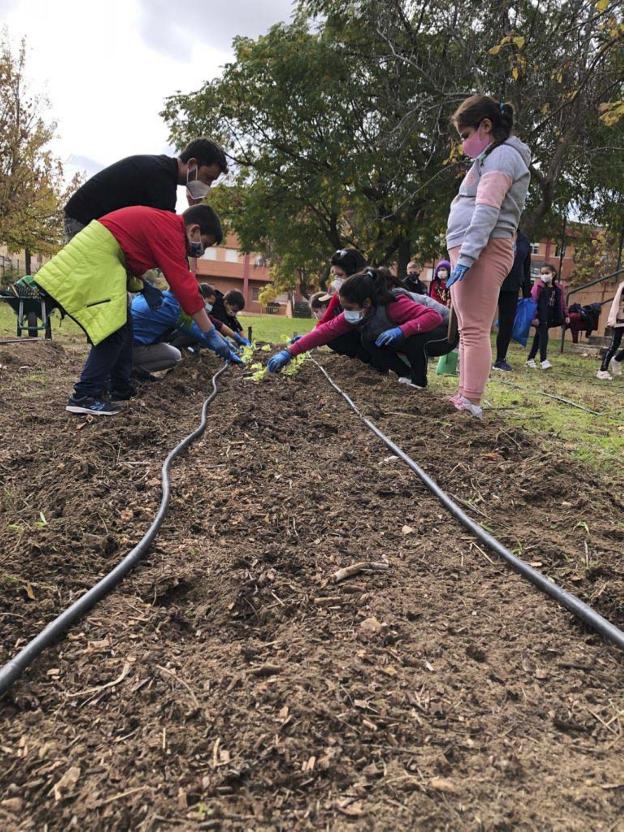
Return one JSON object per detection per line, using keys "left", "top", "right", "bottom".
{"left": 316, "top": 292, "right": 342, "bottom": 326}
{"left": 289, "top": 295, "right": 444, "bottom": 356}
{"left": 429, "top": 277, "right": 449, "bottom": 306}
{"left": 99, "top": 206, "right": 204, "bottom": 316}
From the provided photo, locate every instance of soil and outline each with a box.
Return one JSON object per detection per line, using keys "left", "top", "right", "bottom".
{"left": 0, "top": 341, "right": 623, "bottom": 831}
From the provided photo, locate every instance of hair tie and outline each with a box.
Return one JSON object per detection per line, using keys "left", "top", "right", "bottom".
{"left": 499, "top": 100, "right": 505, "bottom": 114}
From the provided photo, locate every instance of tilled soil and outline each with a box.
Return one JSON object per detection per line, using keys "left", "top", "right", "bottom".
{"left": 0, "top": 343, "right": 623, "bottom": 831}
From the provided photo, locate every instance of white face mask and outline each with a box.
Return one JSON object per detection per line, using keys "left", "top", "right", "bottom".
{"left": 344, "top": 309, "right": 364, "bottom": 324}
{"left": 186, "top": 166, "right": 211, "bottom": 200}
{"left": 437, "top": 270, "right": 449, "bottom": 280}
{"left": 205, "top": 302, "right": 214, "bottom": 312}
{"left": 541, "top": 274, "right": 553, "bottom": 284}
{"left": 332, "top": 277, "right": 344, "bottom": 292}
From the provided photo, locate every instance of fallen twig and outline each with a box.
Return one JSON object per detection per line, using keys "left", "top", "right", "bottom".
{"left": 333, "top": 562, "right": 389, "bottom": 583}
{"left": 68, "top": 661, "right": 131, "bottom": 698}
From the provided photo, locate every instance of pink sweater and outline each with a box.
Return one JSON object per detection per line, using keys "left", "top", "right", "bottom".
{"left": 289, "top": 295, "right": 444, "bottom": 356}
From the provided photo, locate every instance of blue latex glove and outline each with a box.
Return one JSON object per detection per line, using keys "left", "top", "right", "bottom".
{"left": 375, "top": 327, "right": 403, "bottom": 348}
{"left": 204, "top": 328, "right": 234, "bottom": 361}
{"left": 446, "top": 264, "right": 469, "bottom": 289}
{"left": 227, "top": 349, "right": 244, "bottom": 365}
{"left": 289, "top": 335, "right": 302, "bottom": 344}
{"left": 142, "top": 281, "right": 164, "bottom": 310}
{"left": 234, "top": 333, "right": 251, "bottom": 347}
{"left": 267, "top": 349, "right": 292, "bottom": 373}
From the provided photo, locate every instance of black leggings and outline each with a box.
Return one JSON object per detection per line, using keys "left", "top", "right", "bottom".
{"left": 600, "top": 328, "right": 624, "bottom": 371}
{"left": 361, "top": 323, "right": 455, "bottom": 388}
{"left": 496, "top": 291, "right": 518, "bottom": 362}
{"left": 327, "top": 331, "right": 372, "bottom": 364}
{"left": 528, "top": 322, "right": 551, "bottom": 362}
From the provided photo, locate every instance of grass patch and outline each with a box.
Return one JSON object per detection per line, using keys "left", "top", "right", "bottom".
{"left": 430, "top": 338, "right": 624, "bottom": 474}
{"left": 238, "top": 314, "right": 314, "bottom": 344}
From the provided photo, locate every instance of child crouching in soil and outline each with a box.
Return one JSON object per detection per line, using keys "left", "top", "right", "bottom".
{"left": 267, "top": 267, "right": 452, "bottom": 388}
{"left": 35, "top": 204, "right": 227, "bottom": 416}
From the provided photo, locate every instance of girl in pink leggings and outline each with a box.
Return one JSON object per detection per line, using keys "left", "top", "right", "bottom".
{"left": 445, "top": 95, "right": 532, "bottom": 418}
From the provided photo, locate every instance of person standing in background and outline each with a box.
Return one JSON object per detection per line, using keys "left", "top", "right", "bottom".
{"left": 493, "top": 229, "right": 533, "bottom": 371}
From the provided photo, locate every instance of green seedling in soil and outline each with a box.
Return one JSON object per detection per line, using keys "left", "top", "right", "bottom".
{"left": 282, "top": 353, "right": 308, "bottom": 377}
{"left": 240, "top": 344, "right": 256, "bottom": 363}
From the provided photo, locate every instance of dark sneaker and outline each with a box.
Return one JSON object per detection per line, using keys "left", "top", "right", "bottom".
{"left": 493, "top": 360, "right": 513, "bottom": 371}
{"left": 110, "top": 385, "right": 137, "bottom": 402}
{"left": 66, "top": 396, "right": 122, "bottom": 416}
{"left": 132, "top": 368, "right": 158, "bottom": 383}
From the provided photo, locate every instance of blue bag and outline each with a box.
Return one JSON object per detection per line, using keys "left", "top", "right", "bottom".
{"left": 512, "top": 298, "right": 537, "bottom": 346}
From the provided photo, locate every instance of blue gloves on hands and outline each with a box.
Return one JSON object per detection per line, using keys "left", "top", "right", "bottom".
{"left": 234, "top": 333, "right": 251, "bottom": 347}
{"left": 375, "top": 327, "right": 403, "bottom": 348}
{"left": 267, "top": 349, "right": 292, "bottom": 373}
{"left": 227, "top": 349, "right": 244, "bottom": 365}
{"left": 446, "top": 264, "right": 469, "bottom": 289}
{"left": 142, "top": 281, "right": 164, "bottom": 310}
{"left": 204, "top": 328, "right": 235, "bottom": 361}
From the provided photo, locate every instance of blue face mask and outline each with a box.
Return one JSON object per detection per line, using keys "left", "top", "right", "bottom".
{"left": 344, "top": 309, "right": 364, "bottom": 324}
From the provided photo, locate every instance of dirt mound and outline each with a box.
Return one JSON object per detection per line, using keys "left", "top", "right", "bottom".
{"left": 0, "top": 351, "right": 623, "bottom": 831}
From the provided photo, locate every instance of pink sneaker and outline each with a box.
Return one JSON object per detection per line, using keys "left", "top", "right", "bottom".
{"left": 454, "top": 395, "right": 483, "bottom": 419}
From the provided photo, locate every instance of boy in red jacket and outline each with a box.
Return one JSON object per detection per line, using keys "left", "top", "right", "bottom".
{"left": 35, "top": 204, "right": 227, "bottom": 416}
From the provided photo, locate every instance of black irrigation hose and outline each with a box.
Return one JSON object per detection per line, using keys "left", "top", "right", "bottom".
{"left": 311, "top": 357, "right": 624, "bottom": 653}
{"left": 0, "top": 362, "right": 229, "bottom": 697}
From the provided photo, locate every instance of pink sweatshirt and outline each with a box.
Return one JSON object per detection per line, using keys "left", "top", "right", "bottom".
{"left": 289, "top": 295, "right": 444, "bottom": 356}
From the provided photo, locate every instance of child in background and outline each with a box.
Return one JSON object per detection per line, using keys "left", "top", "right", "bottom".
{"left": 526, "top": 264, "right": 569, "bottom": 370}
{"left": 169, "top": 284, "right": 251, "bottom": 352}
{"left": 596, "top": 280, "right": 624, "bottom": 380}
{"left": 267, "top": 267, "right": 446, "bottom": 388}
{"left": 403, "top": 261, "right": 428, "bottom": 295}
{"left": 308, "top": 291, "right": 330, "bottom": 321}
{"left": 445, "top": 94, "right": 531, "bottom": 418}
{"left": 315, "top": 248, "right": 369, "bottom": 361}
{"left": 429, "top": 260, "right": 451, "bottom": 305}
{"left": 210, "top": 288, "right": 246, "bottom": 335}
{"left": 35, "top": 204, "right": 226, "bottom": 416}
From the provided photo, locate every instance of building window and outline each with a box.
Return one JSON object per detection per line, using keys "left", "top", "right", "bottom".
{"left": 254, "top": 255, "right": 266, "bottom": 268}
{"left": 555, "top": 244, "right": 567, "bottom": 258}
{"left": 251, "top": 286, "right": 261, "bottom": 301}
{"left": 225, "top": 248, "right": 238, "bottom": 263}
{"left": 201, "top": 248, "right": 217, "bottom": 260}
{"left": 530, "top": 243, "right": 540, "bottom": 255}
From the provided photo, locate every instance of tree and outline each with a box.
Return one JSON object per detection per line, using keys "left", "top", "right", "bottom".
{"left": 162, "top": 0, "right": 624, "bottom": 289}
{"left": 0, "top": 34, "right": 77, "bottom": 261}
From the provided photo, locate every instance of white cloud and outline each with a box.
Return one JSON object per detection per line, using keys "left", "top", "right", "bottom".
{"left": 2, "top": 0, "right": 293, "bottom": 195}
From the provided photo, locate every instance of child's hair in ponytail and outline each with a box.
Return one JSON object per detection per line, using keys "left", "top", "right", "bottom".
{"left": 339, "top": 267, "right": 396, "bottom": 308}
{"left": 452, "top": 94, "right": 514, "bottom": 144}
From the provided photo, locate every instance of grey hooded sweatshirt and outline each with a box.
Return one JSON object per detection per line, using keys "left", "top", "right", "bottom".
{"left": 446, "top": 136, "right": 531, "bottom": 269}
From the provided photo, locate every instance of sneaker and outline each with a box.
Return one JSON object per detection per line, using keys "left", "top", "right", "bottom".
{"left": 110, "top": 385, "right": 138, "bottom": 402}
{"left": 452, "top": 394, "right": 483, "bottom": 420}
{"left": 540, "top": 360, "right": 553, "bottom": 370}
{"left": 448, "top": 392, "right": 463, "bottom": 407}
{"left": 66, "top": 396, "right": 122, "bottom": 416}
{"left": 596, "top": 370, "right": 613, "bottom": 380}
{"left": 397, "top": 377, "right": 424, "bottom": 390}
{"left": 526, "top": 359, "right": 537, "bottom": 369}
{"left": 493, "top": 360, "right": 513, "bottom": 372}
{"left": 132, "top": 368, "right": 158, "bottom": 383}
{"left": 609, "top": 357, "right": 622, "bottom": 376}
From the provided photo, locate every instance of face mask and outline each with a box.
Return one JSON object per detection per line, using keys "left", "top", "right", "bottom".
{"left": 541, "top": 274, "right": 553, "bottom": 284}
{"left": 332, "top": 277, "right": 344, "bottom": 291}
{"left": 205, "top": 302, "right": 213, "bottom": 312}
{"left": 344, "top": 309, "right": 364, "bottom": 324}
{"left": 462, "top": 124, "right": 491, "bottom": 159}
{"left": 186, "top": 166, "right": 211, "bottom": 200}
{"left": 437, "top": 270, "right": 449, "bottom": 279}
{"left": 187, "top": 236, "right": 205, "bottom": 258}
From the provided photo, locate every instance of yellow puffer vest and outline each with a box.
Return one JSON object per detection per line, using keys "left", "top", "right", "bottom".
{"left": 35, "top": 220, "right": 130, "bottom": 345}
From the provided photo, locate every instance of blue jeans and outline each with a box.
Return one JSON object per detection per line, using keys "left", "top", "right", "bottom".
{"left": 74, "top": 315, "right": 134, "bottom": 398}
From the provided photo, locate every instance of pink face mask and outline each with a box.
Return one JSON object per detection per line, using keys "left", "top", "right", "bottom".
{"left": 462, "top": 124, "right": 491, "bottom": 159}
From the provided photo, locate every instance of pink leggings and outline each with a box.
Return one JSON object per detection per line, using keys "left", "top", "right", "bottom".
{"left": 449, "top": 237, "right": 515, "bottom": 403}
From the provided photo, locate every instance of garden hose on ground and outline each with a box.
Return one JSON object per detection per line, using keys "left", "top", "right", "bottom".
{"left": 312, "top": 357, "right": 624, "bottom": 652}
{"left": 492, "top": 377, "right": 601, "bottom": 415}
{"left": 0, "top": 362, "right": 229, "bottom": 697}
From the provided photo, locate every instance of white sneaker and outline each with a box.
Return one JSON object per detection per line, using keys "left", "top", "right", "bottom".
{"left": 609, "top": 357, "right": 622, "bottom": 376}
{"left": 397, "top": 377, "right": 424, "bottom": 390}
{"left": 540, "top": 360, "right": 553, "bottom": 370}
{"left": 526, "top": 359, "right": 537, "bottom": 369}
{"left": 453, "top": 395, "right": 483, "bottom": 420}
{"left": 596, "top": 370, "right": 613, "bottom": 380}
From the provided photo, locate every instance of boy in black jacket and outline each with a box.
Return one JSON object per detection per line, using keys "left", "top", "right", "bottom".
{"left": 493, "top": 229, "right": 533, "bottom": 371}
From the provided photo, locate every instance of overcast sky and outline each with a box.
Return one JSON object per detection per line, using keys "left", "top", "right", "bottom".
{"left": 1, "top": 0, "right": 295, "bottom": 202}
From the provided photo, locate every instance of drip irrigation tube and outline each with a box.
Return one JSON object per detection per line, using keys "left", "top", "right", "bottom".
{"left": 311, "top": 357, "right": 624, "bottom": 653}
{"left": 0, "top": 362, "right": 229, "bottom": 697}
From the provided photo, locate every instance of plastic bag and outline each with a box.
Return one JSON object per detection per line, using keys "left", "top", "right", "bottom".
{"left": 436, "top": 349, "right": 458, "bottom": 375}
{"left": 512, "top": 298, "right": 537, "bottom": 346}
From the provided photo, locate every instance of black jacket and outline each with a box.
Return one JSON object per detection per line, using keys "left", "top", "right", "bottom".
{"left": 501, "top": 230, "right": 532, "bottom": 296}
{"left": 211, "top": 289, "right": 242, "bottom": 333}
